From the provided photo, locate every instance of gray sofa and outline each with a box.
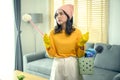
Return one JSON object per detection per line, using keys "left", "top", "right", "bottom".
{"left": 23, "top": 43, "right": 120, "bottom": 80}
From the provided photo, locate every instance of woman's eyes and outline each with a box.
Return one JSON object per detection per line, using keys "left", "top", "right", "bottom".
{"left": 59, "top": 12, "right": 63, "bottom": 15}
{"left": 56, "top": 12, "right": 64, "bottom": 16}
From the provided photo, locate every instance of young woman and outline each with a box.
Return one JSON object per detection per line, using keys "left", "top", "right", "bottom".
{"left": 43, "top": 4, "right": 89, "bottom": 80}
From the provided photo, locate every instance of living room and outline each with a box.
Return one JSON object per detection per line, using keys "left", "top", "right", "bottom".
{"left": 0, "top": 0, "right": 120, "bottom": 80}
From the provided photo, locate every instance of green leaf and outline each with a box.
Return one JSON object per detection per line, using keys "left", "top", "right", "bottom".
{"left": 17, "top": 75, "right": 25, "bottom": 80}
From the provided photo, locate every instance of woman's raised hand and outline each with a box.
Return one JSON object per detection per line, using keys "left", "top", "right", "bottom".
{"left": 43, "top": 34, "right": 50, "bottom": 48}
{"left": 78, "top": 32, "right": 89, "bottom": 46}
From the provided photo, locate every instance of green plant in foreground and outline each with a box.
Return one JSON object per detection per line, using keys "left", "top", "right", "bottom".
{"left": 17, "top": 75, "right": 25, "bottom": 80}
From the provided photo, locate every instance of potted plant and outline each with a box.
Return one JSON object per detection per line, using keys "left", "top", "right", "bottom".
{"left": 17, "top": 75, "right": 25, "bottom": 80}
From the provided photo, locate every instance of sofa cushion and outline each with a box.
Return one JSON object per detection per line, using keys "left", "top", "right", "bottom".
{"left": 83, "top": 67, "right": 119, "bottom": 80}
{"left": 45, "top": 51, "right": 50, "bottom": 58}
{"left": 26, "top": 58, "right": 53, "bottom": 76}
{"left": 94, "top": 43, "right": 120, "bottom": 72}
{"left": 113, "top": 73, "right": 120, "bottom": 80}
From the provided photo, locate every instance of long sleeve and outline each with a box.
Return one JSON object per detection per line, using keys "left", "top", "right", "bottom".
{"left": 76, "top": 29, "right": 85, "bottom": 58}
{"left": 76, "top": 47, "right": 85, "bottom": 57}
{"left": 46, "top": 30, "right": 57, "bottom": 58}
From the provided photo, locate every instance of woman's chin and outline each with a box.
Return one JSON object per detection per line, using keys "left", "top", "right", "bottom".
{"left": 58, "top": 22, "right": 63, "bottom": 25}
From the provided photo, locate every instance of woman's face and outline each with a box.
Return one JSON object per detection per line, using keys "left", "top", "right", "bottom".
{"left": 55, "top": 9, "right": 68, "bottom": 25}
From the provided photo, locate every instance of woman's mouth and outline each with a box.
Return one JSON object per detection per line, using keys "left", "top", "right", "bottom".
{"left": 57, "top": 20, "right": 62, "bottom": 24}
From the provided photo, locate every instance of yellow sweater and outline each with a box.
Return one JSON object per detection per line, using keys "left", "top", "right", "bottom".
{"left": 46, "top": 28, "right": 85, "bottom": 58}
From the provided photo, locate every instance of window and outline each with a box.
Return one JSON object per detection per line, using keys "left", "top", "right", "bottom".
{"left": 49, "top": 0, "right": 108, "bottom": 43}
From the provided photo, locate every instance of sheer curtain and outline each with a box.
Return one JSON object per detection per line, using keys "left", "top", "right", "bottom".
{"left": 0, "top": 0, "right": 15, "bottom": 79}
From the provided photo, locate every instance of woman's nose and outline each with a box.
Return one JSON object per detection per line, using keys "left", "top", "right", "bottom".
{"left": 57, "top": 14, "right": 61, "bottom": 18}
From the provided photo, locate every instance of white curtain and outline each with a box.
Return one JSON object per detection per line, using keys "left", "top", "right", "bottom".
{"left": 0, "top": 0, "right": 15, "bottom": 80}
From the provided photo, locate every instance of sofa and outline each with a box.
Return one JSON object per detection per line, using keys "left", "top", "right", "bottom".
{"left": 23, "top": 42, "right": 120, "bottom": 80}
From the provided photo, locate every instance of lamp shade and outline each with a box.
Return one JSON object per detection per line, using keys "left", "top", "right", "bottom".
{"left": 30, "top": 13, "right": 43, "bottom": 23}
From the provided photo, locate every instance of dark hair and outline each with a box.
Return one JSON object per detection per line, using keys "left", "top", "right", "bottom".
{"left": 54, "top": 10, "right": 75, "bottom": 35}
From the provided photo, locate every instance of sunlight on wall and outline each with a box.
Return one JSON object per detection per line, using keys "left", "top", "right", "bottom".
{"left": 0, "top": 0, "right": 15, "bottom": 79}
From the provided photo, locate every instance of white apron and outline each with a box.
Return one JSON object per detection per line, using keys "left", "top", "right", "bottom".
{"left": 50, "top": 57, "right": 83, "bottom": 80}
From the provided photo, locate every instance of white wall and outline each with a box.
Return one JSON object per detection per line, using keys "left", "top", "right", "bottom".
{"left": 21, "top": 0, "right": 49, "bottom": 54}
{"left": 109, "top": 0, "right": 120, "bottom": 45}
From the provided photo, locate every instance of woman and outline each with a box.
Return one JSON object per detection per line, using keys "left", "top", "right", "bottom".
{"left": 43, "top": 4, "right": 89, "bottom": 80}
